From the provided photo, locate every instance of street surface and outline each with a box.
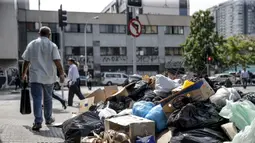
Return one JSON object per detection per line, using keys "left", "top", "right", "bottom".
{"left": 0, "top": 86, "right": 102, "bottom": 143}
{"left": 0, "top": 86, "right": 253, "bottom": 142}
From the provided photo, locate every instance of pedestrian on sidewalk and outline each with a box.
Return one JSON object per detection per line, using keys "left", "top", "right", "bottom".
{"left": 241, "top": 67, "right": 249, "bottom": 89}
{"left": 15, "top": 74, "right": 21, "bottom": 90}
{"left": 87, "top": 72, "right": 92, "bottom": 90}
{"left": 52, "top": 91, "right": 67, "bottom": 109}
{"left": 21, "top": 26, "right": 65, "bottom": 131}
{"left": 67, "top": 58, "right": 85, "bottom": 106}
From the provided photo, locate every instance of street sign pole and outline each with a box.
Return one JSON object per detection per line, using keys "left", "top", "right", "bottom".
{"left": 59, "top": 27, "right": 65, "bottom": 99}
{"left": 132, "top": 7, "right": 137, "bottom": 74}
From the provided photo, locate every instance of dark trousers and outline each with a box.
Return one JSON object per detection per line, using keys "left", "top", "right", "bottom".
{"left": 68, "top": 81, "right": 85, "bottom": 106}
{"left": 242, "top": 78, "right": 248, "bottom": 89}
{"left": 52, "top": 92, "right": 65, "bottom": 105}
{"left": 87, "top": 81, "right": 92, "bottom": 90}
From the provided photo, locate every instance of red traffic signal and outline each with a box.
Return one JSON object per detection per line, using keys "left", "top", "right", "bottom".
{"left": 208, "top": 56, "right": 212, "bottom": 61}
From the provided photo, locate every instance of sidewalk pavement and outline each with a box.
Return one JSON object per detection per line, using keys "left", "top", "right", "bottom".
{"left": 0, "top": 90, "right": 82, "bottom": 143}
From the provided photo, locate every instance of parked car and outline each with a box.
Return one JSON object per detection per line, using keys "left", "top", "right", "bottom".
{"left": 209, "top": 73, "right": 240, "bottom": 85}
{"left": 54, "top": 78, "right": 69, "bottom": 90}
{"left": 128, "top": 74, "right": 142, "bottom": 83}
{"left": 101, "top": 72, "right": 129, "bottom": 86}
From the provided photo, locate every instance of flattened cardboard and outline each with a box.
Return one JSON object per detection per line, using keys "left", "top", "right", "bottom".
{"left": 161, "top": 79, "right": 215, "bottom": 113}
{"left": 86, "top": 88, "right": 106, "bottom": 104}
{"left": 79, "top": 97, "right": 95, "bottom": 113}
{"left": 104, "top": 85, "right": 118, "bottom": 98}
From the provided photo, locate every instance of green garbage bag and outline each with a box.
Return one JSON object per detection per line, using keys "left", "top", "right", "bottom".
{"left": 219, "top": 100, "right": 255, "bottom": 130}
{"left": 232, "top": 119, "right": 255, "bottom": 143}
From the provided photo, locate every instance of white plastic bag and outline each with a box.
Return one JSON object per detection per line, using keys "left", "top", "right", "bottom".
{"left": 232, "top": 119, "right": 255, "bottom": 143}
{"left": 98, "top": 102, "right": 117, "bottom": 119}
{"left": 154, "top": 74, "right": 180, "bottom": 94}
{"left": 210, "top": 87, "right": 241, "bottom": 108}
{"left": 219, "top": 100, "right": 255, "bottom": 130}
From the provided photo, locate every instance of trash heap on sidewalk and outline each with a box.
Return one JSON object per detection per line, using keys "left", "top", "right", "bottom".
{"left": 60, "top": 74, "right": 255, "bottom": 143}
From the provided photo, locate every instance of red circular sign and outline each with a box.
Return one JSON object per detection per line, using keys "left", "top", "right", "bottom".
{"left": 128, "top": 19, "right": 142, "bottom": 38}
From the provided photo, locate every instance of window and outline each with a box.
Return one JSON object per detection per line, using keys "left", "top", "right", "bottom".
{"left": 65, "top": 24, "right": 92, "bottom": 33}
{"left": 142, "top": 26, "right": 158, "bottom": 34}
{"left": 100, "top": 25, "right": 126, "bottom": 33}
{"left": 137, "top": 47, "right": 158, "bottom": 56}
{"left": 65, "top": 47, "right": 93, "bottom": 56}
{"left": 41, "top": 23, "right": 57, "bottom": 32}
{"left": 165, "top": 26, "right": 184, "bottom": 35}
{"left": 165, "top": 47, "right": 183, "bottom": 56}
{"left": 100, "top": 47, "right": 127, "bottom": 56}
{"left": 123, "top": 74, "right": 128, "bottom": 78}
{"left": 26, "top": 22, "right": 37, "bottom": 31}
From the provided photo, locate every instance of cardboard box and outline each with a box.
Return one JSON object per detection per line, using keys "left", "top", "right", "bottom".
{"left": 79, "top": 85, "right": 130, "bottom": 113}
{"left": 161, "top": 78, "right": 215, "bottom": 113}
{"left": 104, "top": 115, "right": 155, "bottom": 143}
{"left": 221, "top": 122, "right": 238, "bottom": 140}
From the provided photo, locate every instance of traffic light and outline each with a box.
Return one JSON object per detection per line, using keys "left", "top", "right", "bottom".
{"left": 208, "top": 56, "right": 212, "bottom": 61}
{"left": 58, "top": 5, "right": 67, "bottom": 30}
{"left": 127, "top": 0, "right": 142, "bottom": 7}
{"left": 127, "top": 7, "right": 133, "bottom": 35}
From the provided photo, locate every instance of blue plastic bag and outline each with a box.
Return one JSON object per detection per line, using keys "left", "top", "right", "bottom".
{"left": 132, "top": 101, "right": 155, "bottom": 118}
{"left": 145, "top": 104, "right": 167, "bottom": 132}
{"left": 136, "top": 136, "right": 155, "bottom": 143}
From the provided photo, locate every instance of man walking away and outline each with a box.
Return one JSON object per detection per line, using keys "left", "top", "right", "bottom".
{"left": 21, "top": 26, "right": 65, "bottom": 131}
{"left": 241, "top": 68, "right": 249, "bottom": 89}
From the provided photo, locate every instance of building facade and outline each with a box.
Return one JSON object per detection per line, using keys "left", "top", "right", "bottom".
{"left": 18, "top": 10, "right": 191, "bottom": 76}
{"left": 0, "top": 0, "right": 24, "bottom": 89}
{"left": 101, "top": 0, "right": 190, "bottom": 16}
{"left": 210, "top": 0, "right": 255, "bottom": 37}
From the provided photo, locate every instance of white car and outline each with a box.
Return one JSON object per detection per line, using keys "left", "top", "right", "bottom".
{"left": 209, "top": 73, "right": 240, "bottom": 84}
{"left": 101, "top": 72, "right": 129, "bottom": 86}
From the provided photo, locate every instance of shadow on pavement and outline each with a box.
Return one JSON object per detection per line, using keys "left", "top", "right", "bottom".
{"left": 52, "top": 108, "right": 70, "bottom": 114}
{"left": 23, "top": 125, "right": 64, "bottom": 139}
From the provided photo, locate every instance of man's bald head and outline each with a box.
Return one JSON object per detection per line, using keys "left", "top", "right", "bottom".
{"left": 39, "top": 26, "right": 51, "bottom": 38}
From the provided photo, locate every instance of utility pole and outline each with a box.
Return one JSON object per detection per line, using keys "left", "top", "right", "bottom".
{"left": 58, "top": 5, "right": 67, "bottom": 99}
{"left": 127, "top": 0, "right": 142, "bottom": 74}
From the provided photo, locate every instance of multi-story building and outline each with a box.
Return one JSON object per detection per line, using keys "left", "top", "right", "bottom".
{"left": 101, "top": 0, "right": 190, "bottom": 16}
{"left": 0, "top": 0, "right": 191, "bottom": 88}
{"left": 18, "top": 10, "right": 191, "bottom": 77}
{"left": 0, "top": 0, "right": 29, "bottom": 89}
{"left": 210, "top": 0, "right": 255, "bottom": 37}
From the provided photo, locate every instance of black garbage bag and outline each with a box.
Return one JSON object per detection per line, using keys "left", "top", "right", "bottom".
{"left": 62, "top": 111, "right": 104, "bottom": 143}
{"left": 168, "top": 101, "right": 228, "bottom": 131}
{"left": 89, "top": 101, "right": 105, "bottom": 112}
{"left": 152, "top": 91, "right": 172, "bottom": 103}
{"left": 240, "top": 92, "right": 255, "bottom": 104}
{"left": 128, "top": 80, "right": 150, "bottom": 101}
{"left": 106, "top": 95, "right": 133, "bottom": 113}
{"left": 138, "top": 89, "right": 157, "bottom": 102}
{"left": 170, "top": 128, "right": 229, "bottom": 143}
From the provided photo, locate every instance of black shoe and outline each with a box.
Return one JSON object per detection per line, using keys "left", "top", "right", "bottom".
{"left": 45, "top": 118, "right": 55, "bottom": 125}
{"left": 62, "top": 102, "right": 67, "bottom": 110}
{"left": 32, "top": 123, "right": 42, "bottom": 131}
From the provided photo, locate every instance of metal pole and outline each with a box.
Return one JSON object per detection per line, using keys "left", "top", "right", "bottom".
{"left": 132, "top": 7, "right": 137, "bottom": 74}
{"left": 59, "top": 27, "right": 65, "bottom": 99}
{"left": 84, "top": 23, "right": 88, "bottom": 76}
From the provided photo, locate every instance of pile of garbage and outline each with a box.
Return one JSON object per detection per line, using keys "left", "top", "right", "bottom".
{"left": 60, "top": 74, "right": 255, "bottom": 143}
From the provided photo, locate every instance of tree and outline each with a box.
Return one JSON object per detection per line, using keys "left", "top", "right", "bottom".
{"left": 182, "top": 10, "right": 225, "bottom": 74}
{"left": 218, "top": 35, "right": 255, "bottom": 72}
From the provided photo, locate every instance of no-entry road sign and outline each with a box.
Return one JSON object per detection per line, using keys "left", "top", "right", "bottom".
{"left": 128, "top": 19, "right": 142, "bottom": 38}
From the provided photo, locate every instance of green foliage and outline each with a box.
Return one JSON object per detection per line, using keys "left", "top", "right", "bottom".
{"left": 182, "top": 10, "right": 225, "bottom": 73}
{"left": 218, "top": 35, "right": 255, "bottom": 70}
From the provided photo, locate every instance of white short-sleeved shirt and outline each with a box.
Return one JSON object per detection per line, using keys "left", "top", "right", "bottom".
{"left": 68, "top": 64, "right": 80, "bottom": 82}
{"left": 241, "top": 70, "right": 249, "bottom": 79}
{"left": 22, "top": 37, "right": 61, "bottom": 84}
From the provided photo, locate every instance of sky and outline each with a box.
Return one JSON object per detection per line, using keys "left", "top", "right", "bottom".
{"left": 29, "top": 0, "right": 229, "bottom": 15}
